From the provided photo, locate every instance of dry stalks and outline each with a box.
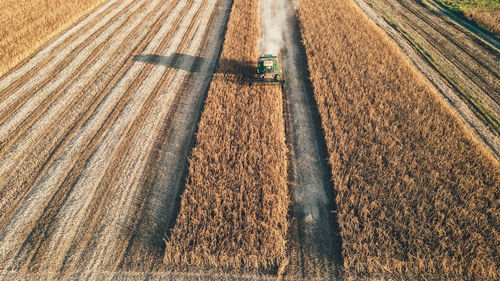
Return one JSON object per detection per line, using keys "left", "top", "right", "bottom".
{"left": 466, "top": 9, "right": 500, "bottom": 36}
{"left": 0, "top": 0, "right": 108, "bottom": 77}
{"left": 298, "top": 0, "right": 499, "bottom": 279}
{"left": 163, "top": 0, "right": 289, "bottom": 271}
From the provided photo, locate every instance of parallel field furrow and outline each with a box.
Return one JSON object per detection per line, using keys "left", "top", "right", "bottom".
{"left": 36, "top": 0, "right": 198, "bottom": 276}
{"left": 0, "top": 0, "right": 167, "bottom": 235}
{"left": 83, "top": 2, "right": 212, "bottom": 275}
{"left": 0, "top": 0, "right": 144, "bottom": 149}
{"left": 0, "top": 0, "right": 122, "bottom": 93}
{"left": 377, "top": 0, "right": 500, "bottom": 119}
{"left": 108, "top": 0, "right": 220, "bottom": 270}
{"left": 115, "top": 0, "right": 230, "bottom": 274}
{"left": 396, "top": 0, "right": 500, "bottom": 103}
{"left": 0, "top": 0, "right": 129, "bottom": 106}
{"left": 0, "top": 0, "right": 183, "bottom": 269}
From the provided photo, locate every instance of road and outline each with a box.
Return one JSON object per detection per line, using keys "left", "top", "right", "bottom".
{"left": 0, "top": 0, "right": 231, "bottom": 279}
{"left": 357, "top": 0, "right": 500, "bottom": 158}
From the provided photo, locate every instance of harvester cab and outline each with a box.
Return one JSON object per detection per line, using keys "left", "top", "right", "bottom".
{"left": 254, "top": 54, "right": 284, "bottom": 85}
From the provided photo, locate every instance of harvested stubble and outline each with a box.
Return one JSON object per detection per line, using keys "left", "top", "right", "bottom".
{"left": 163, "top": 0, "right": 289, "bottom": 271}
{"left": 298, "top": 0, "right": 499, "bottom": 280}
{"left": 0, "top": 0, "right": 108, "bottom": 77}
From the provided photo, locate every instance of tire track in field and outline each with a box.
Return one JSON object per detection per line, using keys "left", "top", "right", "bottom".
{"left": 115, "top": 0, "right": 232, "bottom": 274}
{"left": 82, "top": 2, "right": 215, "bottom": 275}
{"left": 368, "top": 0, "right": 500, "bottom": 131}
{"left": 0, "top": 0, "right": 160, "bottom": 233}
{"left": 279, "top": 4, "right": 343, "bottom": 279}
{"left": 0, "top": 0, "right": 141, "bottom": 149}
{"left": 0, "top": 0, "right": 122, "bottom": 93}
{"left": 56, "top": 0, "right": 198, "bottom": 276}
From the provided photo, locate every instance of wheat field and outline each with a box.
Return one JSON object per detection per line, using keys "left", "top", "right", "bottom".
{"left": 163, "top": 0, "right": 289, "bottom": 272}
{"left": 0, "top": 0, "right": 109, "bottom": 77}
{"left": 436, "top": 0, "right": 500, "bottom": 36}
{"left": 298, "top": 0, "right": 499, "bottom": 279}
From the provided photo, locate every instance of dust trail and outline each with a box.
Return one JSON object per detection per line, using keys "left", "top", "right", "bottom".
{"left": 258, "top": 0, "right": 296, "bottom": 55}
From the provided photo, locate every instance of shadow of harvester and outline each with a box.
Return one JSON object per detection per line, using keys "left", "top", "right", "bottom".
{"left": 134, "top": 53, "right": 206, "bottom": 72}
{"left": 134, "top": 53, "right": 255, "bottom": 84}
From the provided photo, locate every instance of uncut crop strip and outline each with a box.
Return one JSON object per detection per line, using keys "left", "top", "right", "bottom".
{"left": 297, "top": 0, "right": 499, "bottom": 279}
{"left": 0, "top": 0, "right": 164, "bottom": 233}
{"left": 0, "top": 0, "right": 124, "bottom": 95}
{"left": 164, "top": 0, "right": 289, "bottom": 272}
{"left": 0, "top": 0, "right": 110, "bottom": 77}
{"left": 0, "top": 0, "right": 220, "bottom": 277}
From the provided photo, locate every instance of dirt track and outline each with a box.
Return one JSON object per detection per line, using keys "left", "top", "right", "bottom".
{"left": 0, "top": 0, "right": 231, "bottom": 279}
{"left": 279, "top": 5, "right": 343, "bottom": 280}
{"left": 359, "top": 0, "right": 500, "bottom": 157}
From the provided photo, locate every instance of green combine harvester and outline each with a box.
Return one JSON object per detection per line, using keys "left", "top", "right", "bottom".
{"left": 254, "top": 54, "right": 284, "bottom": 85}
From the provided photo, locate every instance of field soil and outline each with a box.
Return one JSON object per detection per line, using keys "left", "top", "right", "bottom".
{"left": 0, "top": 0, "right": 233, "bottom": 279}
{"left": 279, "top": 5, "right": 343, "bottom": 280}
{"left": 364, "top": 0, "right": 500, "bottom": 156}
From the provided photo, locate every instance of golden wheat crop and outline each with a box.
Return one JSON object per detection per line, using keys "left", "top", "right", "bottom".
{"left": 435, "top": 0, "right": 500, "bottom": 36}
{"left": 467, "top": 9, "right": 500, "bottom": 35}
{"left": 298, "top": 0, "right": 499, "bottom": 280}
{"left": 163, "top": 0, "right": 289, "bottom": 271}
{"left": 0, "top": 0, "right": 108, "bottom": 77}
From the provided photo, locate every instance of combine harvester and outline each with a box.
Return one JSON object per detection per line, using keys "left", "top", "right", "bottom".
{"left": 254, "top": 54, "right": 284, "bottom": 86}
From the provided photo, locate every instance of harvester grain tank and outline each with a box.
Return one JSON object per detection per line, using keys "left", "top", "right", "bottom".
{"left": 254, "top": 54, "right": 284, "bottom": 85}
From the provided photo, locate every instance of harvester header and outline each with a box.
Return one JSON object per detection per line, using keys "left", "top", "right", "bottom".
{"left": 254, "top": 54, "right": 284, "bottom": 85}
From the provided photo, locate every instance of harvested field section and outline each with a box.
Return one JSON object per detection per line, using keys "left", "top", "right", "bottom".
{"left": 164, "top": 0, "right": 289, "bottom": 272}
{"left": 0, "top": 0, "right": 228, "bottom": 279}
{"left": 365, "top": 0, "right": 500, "bottom": 138}
{"left": 298, "top": 0, "right": 499, "bottom": 280}
{"left": 0, "top": 0, "right": 160, "bottom": 235}
{"left": 0, "top": 0, "right": 109, "bottom": 77}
